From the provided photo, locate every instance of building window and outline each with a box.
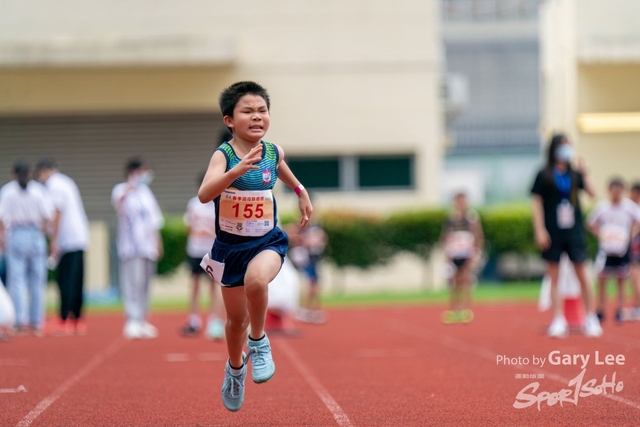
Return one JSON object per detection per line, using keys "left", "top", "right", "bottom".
{"left": 287, "top": 157, "right": 340, "bottom": 190}
{"left": 287, "top": 154, "right": 414, "bottom": 191}
{"left": 358, "top": 156, "right": 413, "bottom": 189}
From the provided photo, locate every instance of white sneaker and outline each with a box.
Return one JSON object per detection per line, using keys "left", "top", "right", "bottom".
{"left": 123, "top": 321, "right": 142, "bottom": 340}
{"left": 547, "top": 316, "right": 568, "bottom": 338}
{"left": 296, "top": 308, "right": 312, "bottom": 323}
{"left": 583, "top": 313, "right": 603, "bottom": 338}
{"left": 140, "top": 322, "right": 158, "bottom": 339}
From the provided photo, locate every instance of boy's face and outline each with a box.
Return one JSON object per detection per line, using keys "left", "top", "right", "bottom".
{"left": 609, "top": 184, "right": 624, "bottom": 202}
{"left": 224, "top": 94, "right": 270, "bottom": 143}
{"left": 630, "top": 189, "right": 640, "bottom": 204}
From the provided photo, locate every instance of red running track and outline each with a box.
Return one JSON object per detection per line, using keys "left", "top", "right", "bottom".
{"left": 1, "top": 303, "right": 639, "bottom": 426}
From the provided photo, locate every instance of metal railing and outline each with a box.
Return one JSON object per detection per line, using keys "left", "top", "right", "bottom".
{"left": 448, "top": 121, "right": 540, "bottom": 154}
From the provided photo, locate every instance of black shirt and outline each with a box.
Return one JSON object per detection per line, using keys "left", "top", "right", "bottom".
{"left": 531, "top": 168, "right": 585, "bottom": 235}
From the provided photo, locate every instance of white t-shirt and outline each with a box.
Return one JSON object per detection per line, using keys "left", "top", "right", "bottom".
{"left": 112, "top": 182, "right": 164, "bottom": 261}
{"left": 0, "top": 180, "right": 54, "bottom": 230}
{"left": 44, "top": 172, "right": 89, "bottom": 252}
{"left": 587, "top": 198, "right": 640, "bottom": 256}
{"left": 183, "top": 197, "right": 216, "bottom": 258}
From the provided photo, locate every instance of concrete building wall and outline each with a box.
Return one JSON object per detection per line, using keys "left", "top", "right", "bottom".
{"left": 0, "top": 0, "right": 444, "bottom": 211}
{"left": 0, "top": 1, "right": 445, "bottom": 290}
{"left": 540, "top": 0, "right": 640, "bottom": 197}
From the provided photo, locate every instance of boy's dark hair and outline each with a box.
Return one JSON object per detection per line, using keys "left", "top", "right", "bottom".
{"left": 125, "top": 156, "right": 147, "bottom": 177}
{"left": 13, "top": 159, "right": 30, "bottom": 190}
{"left": 35, "top": 157, "right": 59, "bottom": 172}
{"left": 219, "top": 81, "right": 270, "bottom": 125}
{"left": 631, "top": 182, "right": 640, "bottom": 192}
{"left": 609, "top": 177, "right": 626, "bottom": 189}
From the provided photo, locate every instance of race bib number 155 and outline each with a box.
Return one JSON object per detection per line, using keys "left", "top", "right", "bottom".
{"left": 219, "top": 189, "right": 275, "bottom": 237}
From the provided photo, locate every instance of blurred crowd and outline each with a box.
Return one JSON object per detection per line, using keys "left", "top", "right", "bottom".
{"left": 0, "top": 154, "right": 329, "bottom": 342}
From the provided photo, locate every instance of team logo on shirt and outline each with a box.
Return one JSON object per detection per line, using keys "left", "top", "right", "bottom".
{"left": 262, "top": 168, "right": 272, "bottom": 186}
{"left": 236, "top": 222, "right": 243, "bottom": 231}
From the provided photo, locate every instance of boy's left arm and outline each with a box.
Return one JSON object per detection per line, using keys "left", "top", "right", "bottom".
{"left": 276, "top": 146, "right": 313, "bottom": 228}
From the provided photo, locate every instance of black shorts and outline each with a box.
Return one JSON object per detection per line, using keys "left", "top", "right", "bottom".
{"left": 542, "top": 232, "right": 587, "bottom": 263}
{"left": 600, "top": 252, "right": 631, "bottom": 278}
{"left": 452, "top": 258, "right": 469, "bottom": 269}
{"left": 187, "top": 256, "right": 207, "bottom": 276}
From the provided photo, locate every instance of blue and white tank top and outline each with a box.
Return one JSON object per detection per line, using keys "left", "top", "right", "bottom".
{"left": 213, "top": 141, "right": 280, "bottom": 244}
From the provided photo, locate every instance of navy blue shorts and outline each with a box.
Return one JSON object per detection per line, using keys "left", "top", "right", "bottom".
{"left": 210, "top": 227, "right": 289, "bottom": 288}
{"left": 303, "top": 255, "right": 321, "bottom": 284}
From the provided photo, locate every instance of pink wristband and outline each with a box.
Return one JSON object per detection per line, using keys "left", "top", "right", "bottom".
{"left": 294, "top": 184, "right": 305, "bottom": 196}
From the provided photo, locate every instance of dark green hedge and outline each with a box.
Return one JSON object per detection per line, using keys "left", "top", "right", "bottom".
{"left": 157, "top": 205, "right": 598, "bottom": 275}
{"left": 158, "top": 216, "right": 188, "bottom": 276}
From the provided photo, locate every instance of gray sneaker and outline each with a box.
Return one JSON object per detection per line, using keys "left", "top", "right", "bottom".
{"left": 247, "top": 334, "right": 275, "bottom": 384}
{"left": 221, "top": 353, "right": 247, "bottom": 412}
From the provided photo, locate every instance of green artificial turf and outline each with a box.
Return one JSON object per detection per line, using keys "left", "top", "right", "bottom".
{"left": 77, "top": 281, "right": 543, "bottom": 315}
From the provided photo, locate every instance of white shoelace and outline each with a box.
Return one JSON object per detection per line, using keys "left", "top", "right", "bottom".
{"left": 249, "top": 342, "right": 271, "bottom": 367}
{"left": 222, "top": 372, "right": 243, "bottom": 397}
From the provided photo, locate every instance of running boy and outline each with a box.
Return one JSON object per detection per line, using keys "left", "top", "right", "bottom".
{"left": 198, "top": 81, "right": 312, "bottom": 412}
{"left": 180, "top": 172, "right": 225, "bottom": 339}
{"left": 440, "top": 191, "right": 484, "bottom": 324}
{"left": 587, "top": 178, "right": 640, "bottom": 323}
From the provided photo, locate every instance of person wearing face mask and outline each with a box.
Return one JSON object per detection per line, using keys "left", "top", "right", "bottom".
{"left": 112, "top": 156, "right": 164, "bottom": 339}
{"left": 531, "top": 134, "right": 602, "bottom": 338}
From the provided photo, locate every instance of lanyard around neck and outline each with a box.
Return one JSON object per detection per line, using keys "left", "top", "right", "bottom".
{"left": 553, "top": 169, "right": 571, "bottom": 199}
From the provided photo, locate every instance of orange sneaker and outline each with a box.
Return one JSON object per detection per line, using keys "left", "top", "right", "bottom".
{"left": 74, "top": 319, "right": 87, "bottom": 336}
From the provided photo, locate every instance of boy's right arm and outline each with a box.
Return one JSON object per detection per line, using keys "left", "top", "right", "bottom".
{"left": 198, "top": 146, "right": 262, "bottom": 203}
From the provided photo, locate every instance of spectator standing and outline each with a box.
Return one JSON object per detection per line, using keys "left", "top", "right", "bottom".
{"left": 440, "top": 191, "right": 484, "bottom": 324}
{"left": 0, "top": 160, "right": 54, "bottom": 337}
{"left": 629, "top": 183, "right": 640, "bottom": 319}
{"left": 531, "top": 134, "right": 602, "bottom": 338}
{"left": 112, "top": 157, "right": 164, "bottom": 340}
{"left": 180, "top": 172, "right": 225, "bottom": 339}
{"left": 587, "top": 178, "right": 640, "bottom": 323}
{"left": 36, "top": 158, "right": 90, "bottom": 335}
{"left": 293, "top": 218, "right": 328, "bottom": 324}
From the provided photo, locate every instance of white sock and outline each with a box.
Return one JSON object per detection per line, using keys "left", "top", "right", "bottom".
{"left": 229, "top": 361, "right": 244, "bottom": 375}
{"left": 189, "top": 314, "right": 201, "bottom": 329}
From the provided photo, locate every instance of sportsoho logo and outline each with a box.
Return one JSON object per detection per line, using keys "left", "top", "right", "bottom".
{"left": 496, "top": 350, "right": 625, "bottom": 410}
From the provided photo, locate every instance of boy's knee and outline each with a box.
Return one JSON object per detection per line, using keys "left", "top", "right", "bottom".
{"left": 244, "top": 277, "right": 268, "bottom": 297}
{"left": 226, "top": 315, "right": 249, "bottom": 332}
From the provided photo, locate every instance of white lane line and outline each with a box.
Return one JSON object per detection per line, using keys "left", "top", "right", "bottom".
{"left": 277, "top": 340, "right": 354, "bottom": 427}
{"left": 355, "top": 349, "right": 416, "bottom": 358}
{"left": 165, "top": 353, "right": 190, "bottom": 362}
{"left": 0, "top": 385, "right": 27, "bottom": 393}
{"left": 197, "top": 353, "right": 224, "bottom": 362}
{"left": 0, "top": 359, "right": 29, "bottom": 367}
{"left": 388, "top": 319, "right": 640, "bottom": 412}
{"left": 15, "top": 338, "right": 124, "bottom": 427}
